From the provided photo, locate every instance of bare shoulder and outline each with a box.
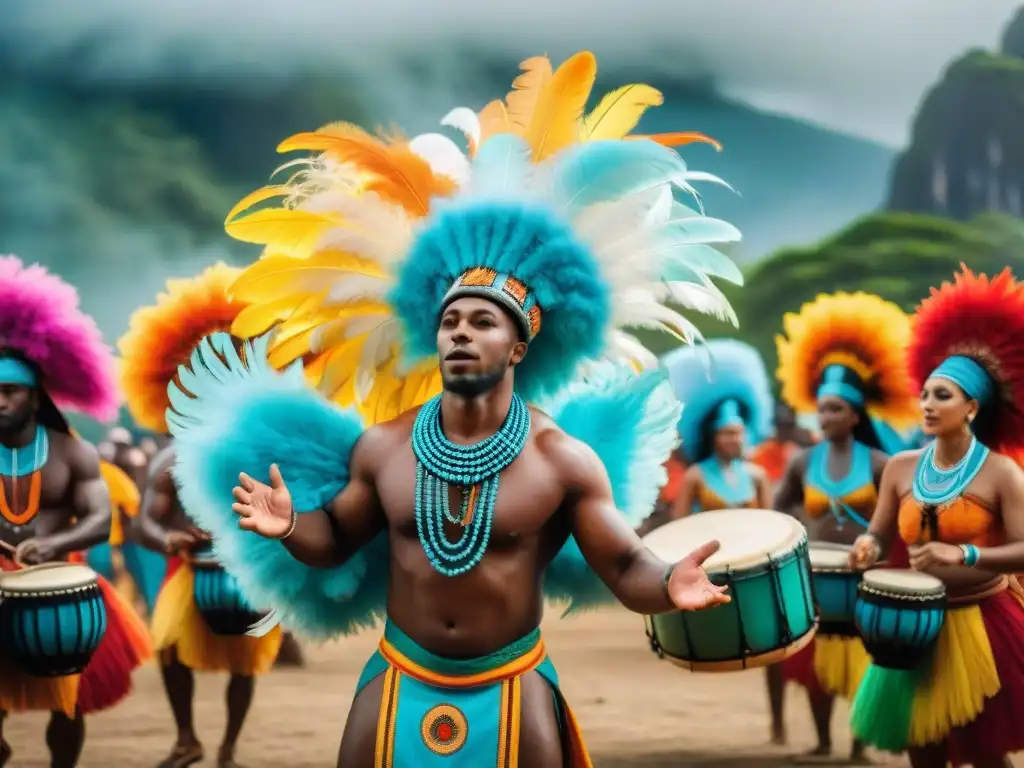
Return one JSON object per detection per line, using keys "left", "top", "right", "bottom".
{"left": 682, "top": 463, "right": 704, "bottom": 482}
{"left": 887, "top": 449, "right": 923, "bottom": 471}
{"left": 53, "top": 430, "right": 101, "bottom": 475}
{"left": 744, "top": 460, "right": 768, "bottom": 482}
{"left": 532, "top": 415, "right": 603, "bottom": 489}
{"left": 351, "top": 406, "right": 418, "bottom": 470}
{"left": 787, "top": 446, "right": 813, "bottom": 473}
{"left": 869, "top": 448, "right": 890, "bottom": 468}
{"left": 985, "top": 450, "right": 1022, "bottom": 477}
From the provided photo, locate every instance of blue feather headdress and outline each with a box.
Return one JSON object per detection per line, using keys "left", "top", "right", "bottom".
{"left": 662, "top": 338, "right": 774, "bottom": 463}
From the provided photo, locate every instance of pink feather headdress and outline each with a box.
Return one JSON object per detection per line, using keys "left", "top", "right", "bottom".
{"left": 0, "top": 256, "right": 119, "bottom": 422}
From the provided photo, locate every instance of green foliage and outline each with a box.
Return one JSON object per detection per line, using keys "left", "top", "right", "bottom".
{"left": 638, "top": 211, "right": 1024, "bottom": 387}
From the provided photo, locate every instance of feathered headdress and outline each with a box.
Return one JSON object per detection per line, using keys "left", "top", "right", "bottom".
{"left": 662, "top": 339, "right": 773, "bottom": 463}
{"left": 776, "top": 292, "right": 917, "bottom": 426}
{"left": 0, "top": 255, "right": 119, "bottom": 422}
{"left": 222, "top": 50, "right": 742, "bottom": 419}
{"left": 118, "top": 263, "right": 248, "bottom": 433}
{"left": 908, "top": 265, "right": 1024, "bottom": 453}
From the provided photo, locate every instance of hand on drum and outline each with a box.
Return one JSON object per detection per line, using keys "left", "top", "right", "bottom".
{"left": 14, "top": 537, "right": 59, "bottom": 566}
{"left": 668, "top": 539, "right": 732, "bottom": 611}
{"left": 232, "top": 464, "right": 294, "bottom": 539}
{"left": 848, "top": 534, "right": 880, "bottom": 571}
{"left": 909, "top": 542, "right": 965, "bottom": 571}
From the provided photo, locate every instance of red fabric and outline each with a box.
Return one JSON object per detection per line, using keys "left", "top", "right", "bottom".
{"left": 946, "top": 589, "right": 1024, "bottom": 766}
{"left": 657, "top": 458, "right": 686, "bottom": 504}
{"left": 883, "top": 536, "right": 911, "bottom": 569}
{"left": 779, "top": 638, "right": 823, "bottom": 693}
{"left": 76, "top": 576, "right": 153, "bottom": 714}
{"left": 163, "top": 555, "right": 183, "bottom": 585}
{"left": 750, "top": 439, "right": 798, "bottom": 483}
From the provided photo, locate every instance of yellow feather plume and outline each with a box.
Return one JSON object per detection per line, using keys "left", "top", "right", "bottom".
{"left": 524, "top": 50, "right": 598, "bottom": 161}
{"left": 224, "top": 184, "right": 293, "bottom": 225}
{"left": 225, "top": 209, "right": 340, "bottom": 258}
{"left": 581, "top": 84, "right": 663, "bottom": 141}
{"left": 229, "top": 251, "right": 386, "bottom": 304}
{"left": 506, "top": 56, "right": 553, "bottom": 132}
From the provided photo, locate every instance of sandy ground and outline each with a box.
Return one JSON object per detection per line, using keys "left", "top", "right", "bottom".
{"left": 2, "top": 606, "right": 1020, "bottom": 767}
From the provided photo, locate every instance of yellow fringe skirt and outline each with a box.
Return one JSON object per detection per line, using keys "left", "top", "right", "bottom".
{"left": 814, "top": 635, "right": 871, "bottom": 700}
{"left": 151, "top": 558, "right": 282, "bottom": 676}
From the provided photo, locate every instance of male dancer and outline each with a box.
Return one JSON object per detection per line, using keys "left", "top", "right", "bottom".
{"left": 173, "top": 50, "right": 743, "bottom": 765}
{"left": 0, "top": 256, "right": 150, "bottom": 767}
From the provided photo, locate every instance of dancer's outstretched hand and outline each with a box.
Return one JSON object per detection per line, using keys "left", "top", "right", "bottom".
{"left": 232, "top": 464, "right": 294, "bottom": 539}
{"left": 667, "top": 539, "right": 731, "bottom": 611}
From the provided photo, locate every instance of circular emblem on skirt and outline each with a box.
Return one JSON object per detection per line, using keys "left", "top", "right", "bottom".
{"left": 421, "top": 703, "right": 469, "bottom": 756}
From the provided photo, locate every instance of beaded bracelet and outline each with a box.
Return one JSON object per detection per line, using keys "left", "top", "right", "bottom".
{"left": 275, "top": 509, "right": 298, "bottom": 541}
{"left": 959, "top": 543, "right": 981, "bottom": 568}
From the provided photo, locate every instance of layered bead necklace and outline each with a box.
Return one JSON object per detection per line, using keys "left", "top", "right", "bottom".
{"left": 412, "top": 394, "right": 530, "bottom": 577}
{"left": 0, "top": 424, "right": 49, "bottom": 526}
{"left": 912, "top": 435, "right": 989, "bottom": 506}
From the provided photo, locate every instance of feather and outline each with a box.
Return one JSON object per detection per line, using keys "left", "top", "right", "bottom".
{"left": 477, "top": 100, "right": 512, "bottom": 144}
{"left": 524, "top": 51, "right": 597, "bottom": 161}
{"left": 506, "top": 56, "right": 553, "bottom": 132}
{"left": 464, "top": 134, "right": 534, "bottom": 198}
{"left": 660, "top": 281, "right": 739, "bottom": 327}
{"left": 314, "top": 192, "right": 414, "bottom": 266}
{"left": 229, "top": 251, "right": 386, "bottom": 304}
{"left": 230, "top": 294, "right": 317, "bottom": 338}
{"left": 224, "top": 209, "right": 340, "bottom": 257}
{"left": 408, "top": 133, "right": 470, "bottom": 185}
{"left": 440, "top": 107, "right": 482, "bottom": 154}
{"left": 278, "top": 123, "right": 455, "bottom": 216}
{"left": 629, "top": 132, "right": 723, "bottom": 151}
{"left": 225, "top": 185, "right": 293, "bottom": 224}
{"left": 582, "top": 84, "right": 664, "bottom": 141}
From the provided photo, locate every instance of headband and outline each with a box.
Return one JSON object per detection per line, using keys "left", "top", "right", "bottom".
{"left": 929, "top": 355, "right": 995, "bottom": 405}
{"left": 711, "top": 398, "right": 744, "bottom": 431}
{"left": 0, "top": 357, "right": 38, "bottom": 387}
{"left": 816, "top": 363, "right": 865, "bottom": 407}
{"left": 441, "top": 268, "right": 542, "bottom": 343}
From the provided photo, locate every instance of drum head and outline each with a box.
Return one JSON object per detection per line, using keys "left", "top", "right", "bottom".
{"left": 641, "top": 509, "right": 806, "bottom": 572}
{"left": 809, "top": 544, "right": 852, "bottom": 570}
{"left": 0, "top": 564, "right": 98, "bottom": 593}
{"left": 862, "top": 568, "right": 944, "bottom": 595}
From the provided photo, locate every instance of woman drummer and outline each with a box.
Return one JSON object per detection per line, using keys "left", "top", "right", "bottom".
{"left": 664, "top": 339, "right": 782, "bottom": 741}
{"left": 773, "top": 291, "right": 919, "bottom": 763}
{"left": 849, "top": 266, "right": 1024, "bottom": 768}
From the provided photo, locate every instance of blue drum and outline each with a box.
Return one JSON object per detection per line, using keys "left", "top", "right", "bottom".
{"left": 0, "top": 563, "right": 108, "bottom": 676}
{"left": 808, "top": 543, "right": 861, "bottom": 636}
{"left": 854, "top": 568, "right": 946, "bottom": 669}
{"left": 191, "top": 550, "right": 267, "bottom": 636}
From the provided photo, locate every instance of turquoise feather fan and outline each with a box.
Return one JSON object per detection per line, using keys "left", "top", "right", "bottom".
{"left": 168, "top": 335, "right": 681, "bottom": 638}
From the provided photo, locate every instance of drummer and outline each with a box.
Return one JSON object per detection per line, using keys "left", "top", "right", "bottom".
{"left": 0, "top": 256, "right": 152, "bottom": 768}
{"left": 664, "top": 339, "right": 781, "bottom": 741}
{"left": 773, "top": 291, "right": 918, "bottom": 763}
{"left": 119, "top": 264, "right": 284, "bottom": 768}
{"left": 849, "top": 267, "right": 1024, "bottom": 768}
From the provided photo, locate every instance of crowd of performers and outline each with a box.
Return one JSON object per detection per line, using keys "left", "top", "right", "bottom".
{"left": 0, "top": 48, "right": 1021, "bottom": 768}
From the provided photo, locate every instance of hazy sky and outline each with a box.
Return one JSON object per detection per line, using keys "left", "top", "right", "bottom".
{"left": 5, "top": 0, "right": 1021, "bottom": 147}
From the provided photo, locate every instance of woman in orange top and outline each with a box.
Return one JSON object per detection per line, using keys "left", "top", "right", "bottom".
{"left": 850, "top": 267, "right": 1024, "bottom": 768}
{"left": 773, "top": 292, "right": 919, "bottom": 763}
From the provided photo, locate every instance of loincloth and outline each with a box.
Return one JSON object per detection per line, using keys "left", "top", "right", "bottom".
{"left": 356, "top": 621, "right": 592, "bottom": 767}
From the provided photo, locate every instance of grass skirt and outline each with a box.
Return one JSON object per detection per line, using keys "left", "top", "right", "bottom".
{"left": 850, "top": 586, "right": 1024, "bottom": 765}
{"left": 779, "top": 634, "right": 870, "bottom": 700}
{"left": 151, "top": 557, "right": 282, "bottom": 675}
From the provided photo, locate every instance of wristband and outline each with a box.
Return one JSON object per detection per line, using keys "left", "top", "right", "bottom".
{"left": 662, "top": 564, "right": 676, "bottom": 605}
{"left": 960, "top": 543, "right": 981, "bottom": 568}
{"left": 275, "top": 509, "right": 298, "bottom": 541}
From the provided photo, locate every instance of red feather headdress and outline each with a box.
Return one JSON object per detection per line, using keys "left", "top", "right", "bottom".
{"left": 908, "top": 264, "right": 1024, "bottom": 453}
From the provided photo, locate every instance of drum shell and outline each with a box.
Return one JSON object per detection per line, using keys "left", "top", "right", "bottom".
{"left": 0, "top": 581, "right": 108, "bottom": 677}
{"left": 854, "top": 582, "right": 946, "bottom": 670}
{"left": 647, "top": 537, "right": 817, "bottom": 671}
{"left": 811, "top": 568, "right": 861, "bottom": 636}
{"left": 191, "top": 559, "right": 266, "bottom": 636}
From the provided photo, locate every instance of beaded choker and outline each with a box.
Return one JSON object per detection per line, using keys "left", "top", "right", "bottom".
{"left": 411, "top": 394, "right": 530, "bottom": 577}
{"left": 912, "top": 436, "right": 989, "bottom": 507}
{"left": 0, "top": 424, "right": 49, "bottom": 526}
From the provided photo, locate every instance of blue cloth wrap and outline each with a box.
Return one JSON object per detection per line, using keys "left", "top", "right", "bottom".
{"left": 711, "top": 398, "right": 744, "bottom": 431}
{"left": 0, "top": 357, "right": 37, "bottom": 387}
{"left": 817, "top": 364, "right": 865, "bottom": 407}
{"left": 930, "top": 355, "right": 995, "bottom": 406}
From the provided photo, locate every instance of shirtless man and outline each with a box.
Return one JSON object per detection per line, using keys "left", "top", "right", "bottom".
{"left": 232, "top": 294, "right": 730, "bottom": 766}
{"left": 0, "top": 352, "right": 112, "bottom": 768}
{"left": 136, "top": 443, "right": 280, "bottom": 768}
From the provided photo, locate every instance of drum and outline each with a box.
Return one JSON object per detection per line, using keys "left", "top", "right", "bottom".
{"left": 808, "top": 542, "right": 860, "bottom": 636}
{"left": 191, "top": 549, "right": 267, "bottom": 636}
{"left": 0, "top": 563, "right": 108, "bottom": 676}
{"left": 641, "top": 509, "right": 817, "bottom": 671}
{"left": 854, "top": 568, "right": 946, "bottom": 670}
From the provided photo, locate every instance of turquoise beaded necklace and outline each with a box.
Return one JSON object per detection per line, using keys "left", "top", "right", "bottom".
{"left": 912, "top": 436, "right": 989, "bottom": 506}
{"left": 412, "top": 394, "right": 531, "bottom": 577}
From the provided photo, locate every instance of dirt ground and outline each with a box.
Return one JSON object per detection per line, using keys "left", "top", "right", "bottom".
{"left": 3, "top": 606, "right": 1020, "bottom": 767}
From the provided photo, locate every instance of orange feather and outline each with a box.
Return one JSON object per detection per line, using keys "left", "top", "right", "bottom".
{"left": 629, "top": 132, "right": 723, "bottom": 151}
{"left": 505, "top": 56, "right": 553, "bottom": 133}
{"left": 478, "top": 100, "right": 512, "bottom": 145}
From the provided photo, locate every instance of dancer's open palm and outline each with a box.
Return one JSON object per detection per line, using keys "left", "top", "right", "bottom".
{"left": 232, "top": 464, "right": 293, "bottom": 539}
{"left": 667, "top": 539, "right": 732, "bottom": 611}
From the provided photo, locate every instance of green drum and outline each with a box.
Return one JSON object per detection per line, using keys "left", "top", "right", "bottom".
{"left": 641, "top": 509, "right": 818, "bottom": 671}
